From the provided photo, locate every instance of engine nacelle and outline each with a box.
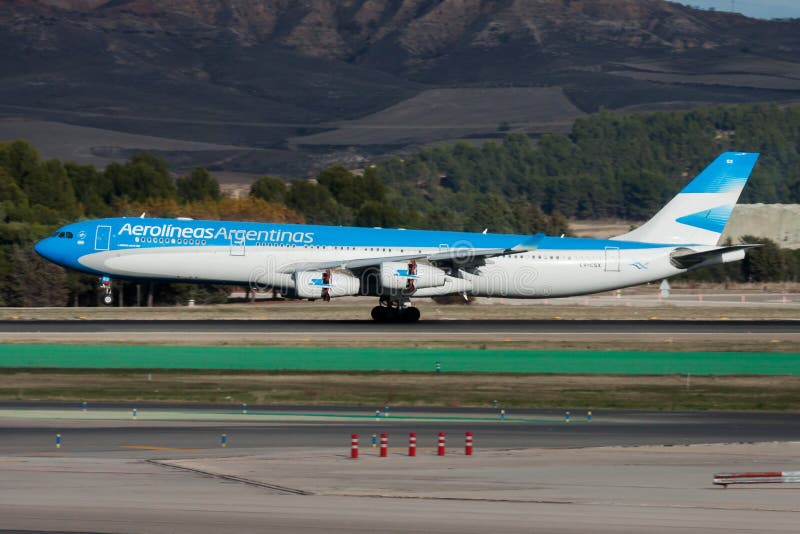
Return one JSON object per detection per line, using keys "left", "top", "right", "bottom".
{"left": 294, "top": 270, "right": 360, "bottom": 299}
{"left": 412, "top": 276, "right": 473, "bottom": 297}
{"left": 380, "top": 261, "right": 446, "bottom": 293}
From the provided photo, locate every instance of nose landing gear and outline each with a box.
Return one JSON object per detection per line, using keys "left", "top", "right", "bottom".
{"left": 100, "top": 276, "right": 113, "bottom": 306}
{"left": 370, "top": 296, "right": 420, "bottom": 323}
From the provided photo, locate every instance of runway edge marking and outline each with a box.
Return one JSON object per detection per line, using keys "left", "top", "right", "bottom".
{"left": 147, "top": 458, "right": 311, "bottom": 495}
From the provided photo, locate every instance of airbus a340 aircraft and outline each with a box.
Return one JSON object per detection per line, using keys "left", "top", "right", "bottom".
{"left": 35, "top": 152, "right": 759, "bottom": 322}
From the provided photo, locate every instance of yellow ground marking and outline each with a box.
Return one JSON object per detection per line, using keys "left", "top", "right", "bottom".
{"left": 120, "top": 445, "right": 203, "bottom": 453}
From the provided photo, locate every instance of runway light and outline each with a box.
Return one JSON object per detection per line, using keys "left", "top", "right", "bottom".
{"left": 408, "top": 433, "right": 416, "bottom": 457}
{"left": 438, "top": 432, "right": 446, "bottom": 456}
{"left": 221, "top": 433, "right": 227, "bottom": 448}
{"left": 565, "top": 411, "right": 571, "bottom": 423}
{"left": 371, "top": 434, "right": 377, "bottom": 448}
{"left": 500, "top": 409, "right": 506, "bottom": 421}
{"left": 55, "top": 433, "right": 61, "bottom": 449}
{"left": 465, "top": 432, "right": 473, "bottom": 456}
{"left": 242, "top": 403, "right": 247, "bottom": 414}
{"left": 81, "top": 401, "right": 87, "bottom": 412}
{"left": 350, "top": 434, "right": 359, "bottom": 459}
{"left": 132, "top": 408, "right": 137, "bottom": 420}
{"left": 587, "top": 410, "right": 592, "bottom": 422}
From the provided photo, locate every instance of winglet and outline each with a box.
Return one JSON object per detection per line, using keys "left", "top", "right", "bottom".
{"left": 510, "top": 233, "right": 546, "bottom": 252}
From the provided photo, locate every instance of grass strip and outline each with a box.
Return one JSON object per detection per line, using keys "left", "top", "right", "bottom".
{"left": 0, "top": 345, "right": 799, "bottom": 374}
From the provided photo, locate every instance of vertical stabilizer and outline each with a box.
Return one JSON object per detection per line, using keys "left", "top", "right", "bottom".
{"left": 612, "top": 152, "right": 759, "bottom": 245}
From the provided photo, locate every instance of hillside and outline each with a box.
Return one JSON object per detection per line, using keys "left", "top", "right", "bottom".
{"left": 2, "top": 0, "right": 800, "bottom": 175}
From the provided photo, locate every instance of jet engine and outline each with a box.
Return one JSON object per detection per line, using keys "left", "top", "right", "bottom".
{"left": 294, "top": 270, "right": 360, "bottom": 300}
{"left": 412, "top": 275, "right": 473, "bottom": 297}
{"left": 379, "top": 260, "right": 446, "bottom": 293}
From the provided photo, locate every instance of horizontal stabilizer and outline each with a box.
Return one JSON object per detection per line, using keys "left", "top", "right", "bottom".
{"left": 670, "top": 244, "right": 759, "bottom": 270}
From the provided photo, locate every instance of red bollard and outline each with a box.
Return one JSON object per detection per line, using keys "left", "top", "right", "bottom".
{"left": 350, "top": 433, "right": 359, "bottom": 459}
{"left": 437, "top": 432, "right": 446, "bottom": 456}
{"left": 409, "top": 432, "right": 417, "bottom": 457}
{"left": 380, "top": 433, "right": 388, "bottom": 457}
{"left": 465, "top": 431, "right": 473, "bottom": 456}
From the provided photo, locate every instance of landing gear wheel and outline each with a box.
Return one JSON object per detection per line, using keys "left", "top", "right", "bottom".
{"left": 371, "top": 306, "right": 388, "bottom": 322}
{"left": 100, "top": 276, "right": 113, "bottom": 306}
{"left": 400, "top": 307, "right": 420, "bottom": 323}
{"left": 371, "top": 298, "right": 420, "bottom": 323}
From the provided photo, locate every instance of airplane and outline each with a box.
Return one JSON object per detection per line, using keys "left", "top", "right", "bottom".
{"left": 34, "top": 152, "right": 759, "bottom": 322}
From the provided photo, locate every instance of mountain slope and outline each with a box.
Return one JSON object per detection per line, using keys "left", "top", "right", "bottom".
{"left": 1, "top": 0, "right": 799, "bottom": 175}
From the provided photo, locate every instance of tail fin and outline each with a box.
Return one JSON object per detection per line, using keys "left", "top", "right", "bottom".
{"left": 612, "top": 152, "right": 759, "bottom": 245}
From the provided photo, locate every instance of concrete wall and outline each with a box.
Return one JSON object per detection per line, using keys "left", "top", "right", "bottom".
{"left": 722, "top": 204, "right": 800, "bottom": 248}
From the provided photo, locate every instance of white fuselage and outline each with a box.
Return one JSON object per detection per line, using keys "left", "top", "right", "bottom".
{"left": 77, "top": 241, "right": 689, "bottom": 298}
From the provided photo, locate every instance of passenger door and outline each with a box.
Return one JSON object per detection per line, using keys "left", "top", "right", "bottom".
{"left": 230, "top": 233, "right": 245, "bottom": 256}
{"left": 94, "top": 225, "right": 111, "bottom": 251}
{"left": 604, "top": 246, "right": 620, "bottom": 272}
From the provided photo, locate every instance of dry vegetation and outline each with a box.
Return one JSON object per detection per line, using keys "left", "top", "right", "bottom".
{"left": 2, "top": 370, "right": 800, "bottom": 411}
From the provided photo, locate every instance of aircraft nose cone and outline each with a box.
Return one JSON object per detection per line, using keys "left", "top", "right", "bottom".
{"left": 34, "top": 237, "right": 57, "bottom": 263}
{"left": 34, "top": 238, "right": 49, "bottom": 258}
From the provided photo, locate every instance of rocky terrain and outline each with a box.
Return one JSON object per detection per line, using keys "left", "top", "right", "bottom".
{"left": 2, "top": 0, "right": 799, "bottom": 176}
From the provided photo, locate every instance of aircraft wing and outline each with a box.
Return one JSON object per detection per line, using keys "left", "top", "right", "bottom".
{"left": 276, "top": 233, "right": 545, "bottom": 274}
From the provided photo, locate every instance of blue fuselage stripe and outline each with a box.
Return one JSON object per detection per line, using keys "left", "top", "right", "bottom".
{"left": 61, "top": 218, "right": 674, "bottom": 252}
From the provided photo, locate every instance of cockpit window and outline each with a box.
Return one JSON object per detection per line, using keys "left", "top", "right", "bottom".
{"left": 58, "top": 232, "right": 65, "bottom": 238}
{"left": 65, "top": 232, "right": 73, "bottom": 239}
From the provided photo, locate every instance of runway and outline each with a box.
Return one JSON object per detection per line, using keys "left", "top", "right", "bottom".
{"left": 3, "top": 405, "right": 800, "bottom": 533}
{"left": 1, "top": 318, "right": 798, "bottom": 335}
{"left": 2, "top": 405, "right": 800, "bottom": 458}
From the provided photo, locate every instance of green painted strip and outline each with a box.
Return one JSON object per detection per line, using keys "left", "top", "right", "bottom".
{"left": 0, "top": 345, "right": 797, "bottom": 374}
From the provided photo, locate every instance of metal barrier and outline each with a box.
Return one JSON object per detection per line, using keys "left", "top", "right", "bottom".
{"left": 713, "top": 471, "right": 800, "bottom": 487}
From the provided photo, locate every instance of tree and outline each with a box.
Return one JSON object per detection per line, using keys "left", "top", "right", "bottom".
{"left": 0, "top": 168, "right": 29, "bottom": 222}
{"left": 176, "top": 167, "right": 221, "bottom": 203}
{"left": 7, "top": 246, "right": 68, "bottom": 306}
{"left": 285, "top": 180, "right": 347, "bottom": 225}
{"left": 250, "top": 175, "right": 288, "bottom": 203}
{"left": 108, "top": 152, "right": 176, "bottom": 201}
{"left": 316, "top": 165, "right": 364, "bottom": 209}
{"left": 741, "top": 236, "right": 786, "bottom": 282}
{"left": 0, "top": 139, "right": 39, "bottom": 183}
{"left": 65, "top": 162, "right": 114, "bottom": 217}
{"left": 355, "top": 201, "right": 402, "bottom": 228}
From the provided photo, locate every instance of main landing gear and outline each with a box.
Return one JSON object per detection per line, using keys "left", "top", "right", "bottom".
{"left": 100, "top": 276, "right": 113, "bottom": 306}
{"left": 371, "top": 296, "right": 421, "bottom": 323}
